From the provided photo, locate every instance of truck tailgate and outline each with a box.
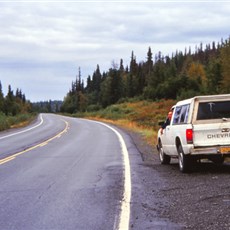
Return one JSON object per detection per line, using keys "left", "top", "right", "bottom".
{"left": 193, "top": 122, "right": 230, "bottom": 147}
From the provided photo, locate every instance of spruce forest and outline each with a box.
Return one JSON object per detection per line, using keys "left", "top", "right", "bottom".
{"left": 0, "top": 84, "right": 31, "bottom": 116}
{"left": 61, "top": 37, "right": 230, "bottom": 113}
{"left": 0, "top": 83, "right": 33, "bottom": 131}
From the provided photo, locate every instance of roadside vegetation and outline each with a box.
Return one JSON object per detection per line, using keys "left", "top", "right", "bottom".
{"left": 72, "top": 99, "right": 175, "bottom": 147}
{"left": 0, "top": 82, "right": 35, "bottom": 131}
{"left": 1, "top": 37, "right": 230, "bottom": 140}
{"left": 0, "top": 113, "right": 36, "bottom": 131}
{"left": 60, "top": 37, "right": 230, "bottom": 146}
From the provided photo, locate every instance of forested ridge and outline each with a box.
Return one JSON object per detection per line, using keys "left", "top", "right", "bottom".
{"left": 0, "top": 83, "right": 33, "bottom": 131}
{"left": 0, "top": 82, "right": 61, "bottom": 114}
{"left": 61, "top": 37, "right": 230, "bottom": 113}
{"left": 1, "top": 37, "right": 229, "bottom": 116}
{"left": 0, "top": 83, "right": 31, "bottom": 116}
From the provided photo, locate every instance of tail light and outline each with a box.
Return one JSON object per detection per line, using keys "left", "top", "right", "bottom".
{"left": 186, "top": 129, "right": 193, "bottom": 144}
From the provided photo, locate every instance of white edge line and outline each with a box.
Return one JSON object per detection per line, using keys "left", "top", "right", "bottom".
{"left": 0, "top": 114, "right": 44, "bottom": 140}
{"left": 86, "top": 119, "right": 131, "bottom": 230}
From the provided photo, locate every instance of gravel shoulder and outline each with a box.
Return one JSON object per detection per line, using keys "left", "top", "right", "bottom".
{"left": 123, "top": 129, "right": 230, "bottom": 230}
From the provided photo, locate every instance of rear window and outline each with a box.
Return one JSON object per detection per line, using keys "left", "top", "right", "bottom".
{"left": 197, "top": 101, "right": 230, "bottom": 120}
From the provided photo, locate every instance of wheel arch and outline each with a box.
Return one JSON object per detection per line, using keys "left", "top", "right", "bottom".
{"left": 158, "top": 137, "right": 162, "bottom": 145}
{"left": 157, "top": 137, "right": 162, "bottom": 151}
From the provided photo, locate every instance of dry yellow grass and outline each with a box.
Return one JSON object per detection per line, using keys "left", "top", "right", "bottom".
{"left": 10, "top": 120, "right": 32, "bottom": 129}
{"left": 85, "top": 99, "right": 176, "bottom": 147}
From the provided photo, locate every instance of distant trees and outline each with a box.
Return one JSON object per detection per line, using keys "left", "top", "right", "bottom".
{"left": 0, "top": 82, "right": 31, "bottom": 116}
{"left": 32, "top": 100, "right": 62, "bottom": 113}
{"left": 61, "top": 37, "right": 230, "bottom": 113}
{"left": 61, "top": 67, "right": 86, "bottom": 113}
{"left": 0, "top": 82, "right": 4, "bottom": 112}
{"left": 220, "top": 38, "right": 230, "bottom": 93}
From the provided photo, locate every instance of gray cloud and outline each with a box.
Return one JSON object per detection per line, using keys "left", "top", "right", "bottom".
{"left": 0, "top": 1, "right": 229, "bottom": 101}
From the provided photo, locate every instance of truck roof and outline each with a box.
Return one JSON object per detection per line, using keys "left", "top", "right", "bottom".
{"left": 175, "top": 94, "right": 230, "bottom": 106}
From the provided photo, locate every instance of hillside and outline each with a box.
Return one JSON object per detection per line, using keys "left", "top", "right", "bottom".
{"left": 61, "top": 37, "right": 230, "bottom": 115}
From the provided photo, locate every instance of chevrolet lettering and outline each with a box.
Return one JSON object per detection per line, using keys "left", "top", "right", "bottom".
{"left": 207, "top": 133, "right": 230, "bottom": 139}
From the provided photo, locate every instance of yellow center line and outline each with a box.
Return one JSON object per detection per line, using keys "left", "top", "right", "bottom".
{"left": 0, "top": 156, "right": 16, "bottom": 165}
{"left": 0, "top": 120, "right": 69, "bottom": 165}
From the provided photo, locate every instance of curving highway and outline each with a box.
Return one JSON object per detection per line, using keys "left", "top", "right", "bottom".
{"left": 0, "top": 114, "right": 131, "bottom": 230}
{"left": 0, "top": 114, "right": 188, "bottom": 230}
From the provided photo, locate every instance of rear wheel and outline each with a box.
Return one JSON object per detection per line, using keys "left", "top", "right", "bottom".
{"left": 158, "top": 141, "right": 171, "bottom": 164}
{"left": 178, "top": 145, "right": 190, "bottom": 173}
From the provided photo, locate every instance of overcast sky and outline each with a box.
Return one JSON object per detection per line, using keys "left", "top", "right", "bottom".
{"left": 0, "top": 1, "right": 229, "bottom": 102}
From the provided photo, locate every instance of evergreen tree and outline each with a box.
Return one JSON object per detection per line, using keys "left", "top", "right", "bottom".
{"left": 92, "top": 64, "right": 102, "bottom": 92}
{"left": 0, "top": 81, "right": 4, "bottom": 112}
{"left": 130, "top": 51, "right": 138, "bottom": 75}
{"left": 5, "top": 85, "right": 20, "bottom": 115}
{"left": 206, "top": 57, "right": 222, "bottom": 94}
{"left": 61, "top": 37, "right": 230, "bottom": 112}
{"left": 146, "top": 47, "right": 153, "bottom": 74}
{"left": 100, "top": 76, "right": 112, "bottom": 107}
{"left": 119, "top": 59, "right": 125, "bottom": 72}
{"left": 126, "top": 73, "right": 134, "bottom": 98}
{"left": 220, "top": 38, "right": 230, "bottom": 93}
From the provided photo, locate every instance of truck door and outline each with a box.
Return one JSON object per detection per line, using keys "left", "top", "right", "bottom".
{"left": 168, "top": 104, "right": 190, "bottom": 155}
{"left": 161, "top": 111, "right": 175, "bottom": 155}
{"left": 161, "top": 122, "right": 173, "bottom": 154}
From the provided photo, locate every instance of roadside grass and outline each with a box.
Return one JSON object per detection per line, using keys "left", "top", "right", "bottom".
{"left": 0, "top": 113, "right": 37, "bottom": 131}
{"left": 74, "top": 99, "right": 175, "bottom": 147}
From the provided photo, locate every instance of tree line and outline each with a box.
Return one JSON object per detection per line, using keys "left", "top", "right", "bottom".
{"left": 60, "top": 37, "right": 230, "bottom": 113}
{"left": 32, "top": 100, "right": 62, "bottom": 113}
{"left": 0, "top": 83, "right": 31, "bottom": 116}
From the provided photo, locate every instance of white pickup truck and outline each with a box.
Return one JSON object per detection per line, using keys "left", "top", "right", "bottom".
{"left": 157, "top": 94, "right": 230, "bottom": 172}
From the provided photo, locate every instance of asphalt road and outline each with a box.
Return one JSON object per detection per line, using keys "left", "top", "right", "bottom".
{"left": 1, "top": 114, "right": 229, "bottom": 230}
{"left": 0, "top": 114, "right": 128, "bottom": 230}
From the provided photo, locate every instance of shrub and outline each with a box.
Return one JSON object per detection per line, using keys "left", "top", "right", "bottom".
{"left": 0, "top": 113, "right": 10, "bottom": 131}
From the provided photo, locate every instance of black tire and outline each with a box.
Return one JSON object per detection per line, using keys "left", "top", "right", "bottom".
{"left": 178, "top": 145, "right": 190, "bottom": 173}
{"left": 158, "top": 141, "right": 171, "bottom": 164}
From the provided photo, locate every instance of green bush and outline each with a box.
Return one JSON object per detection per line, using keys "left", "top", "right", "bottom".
{"left": 0, "top": 113, "right": 36, "bottom": 131}
{"left": 0, "top": 113, "right": 10, "bottom": 131}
